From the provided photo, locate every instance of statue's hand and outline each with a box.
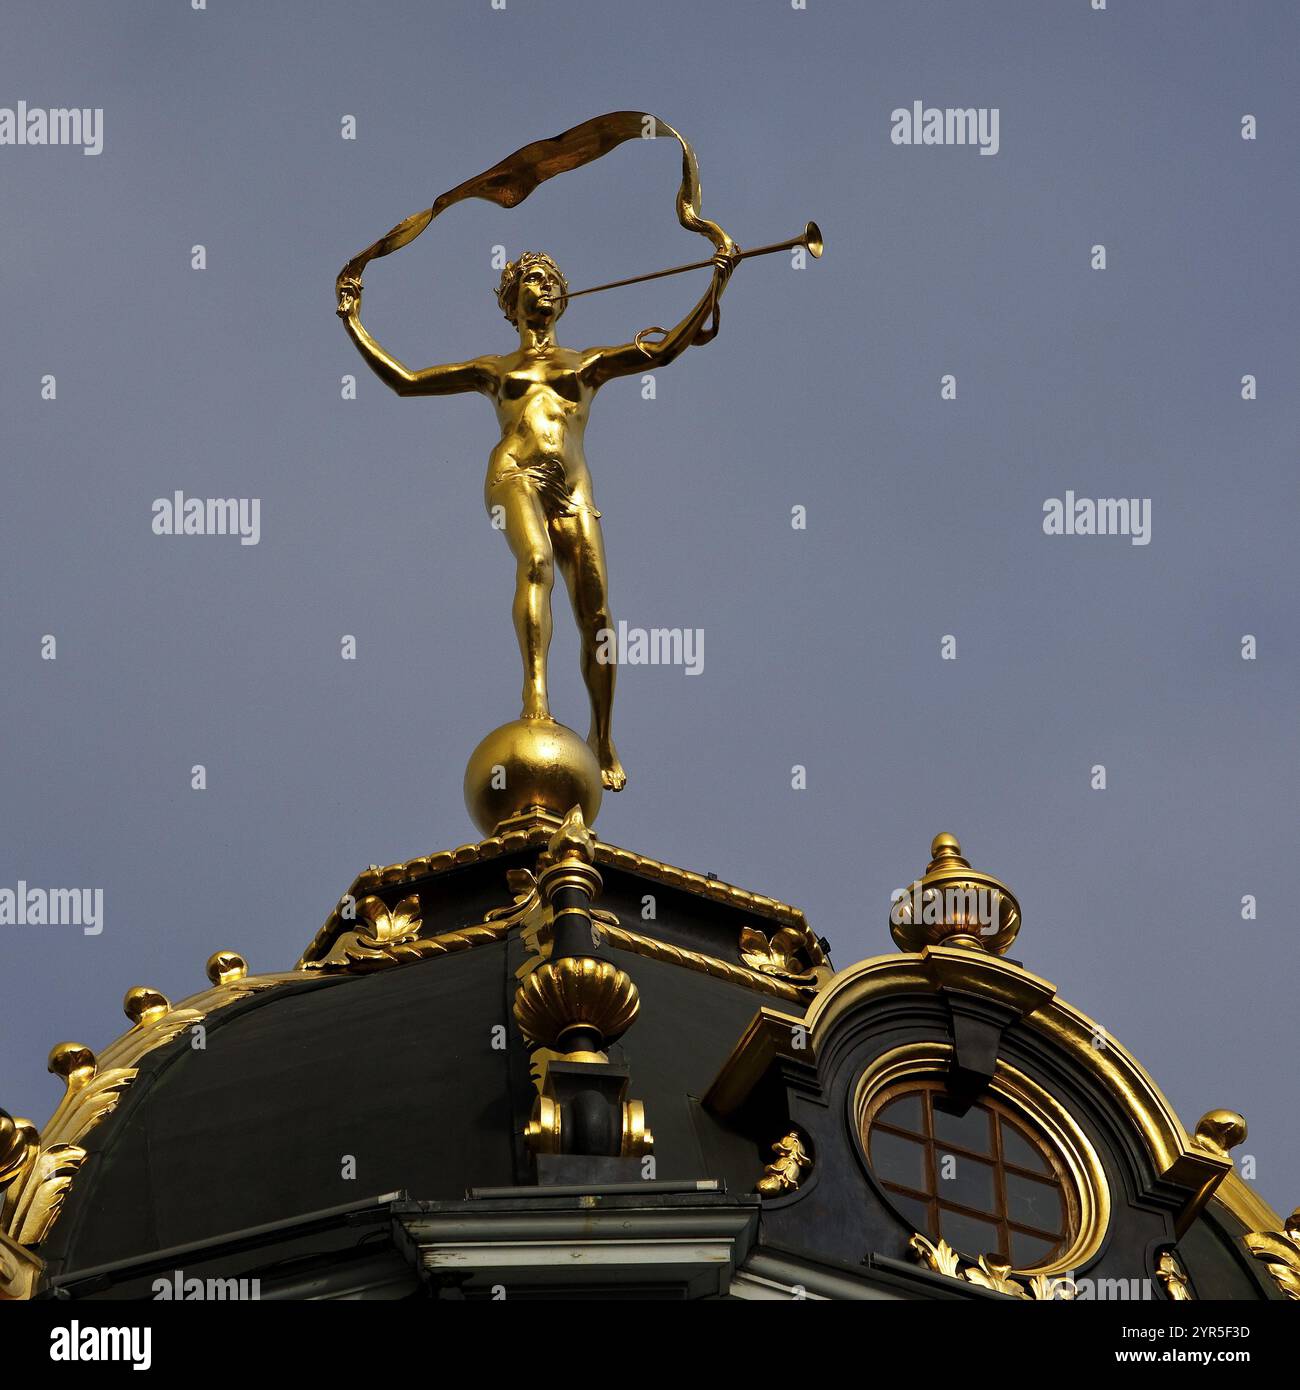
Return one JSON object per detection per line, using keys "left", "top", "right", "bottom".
{"left": 336, "top": 277, "right": 363, "bottom": 319}
{"left": 711, "top": 247, "right": 741, "bottom": 288}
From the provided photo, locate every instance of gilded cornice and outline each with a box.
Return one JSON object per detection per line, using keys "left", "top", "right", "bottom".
{"left": 1211, "top": 1171, "right": 1284, "bottom": 1236}
{"left": 596, "top": 920, "right": 813, "bottom": 1004}
{"left": 297, "top": 827, "right": 819, "bottom": 969}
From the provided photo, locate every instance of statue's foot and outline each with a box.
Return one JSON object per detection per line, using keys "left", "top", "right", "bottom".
{"left": 589, "top": 734, "right": 626, "bottom": 791}
{"left": 521, "top": 699, "right": 553, "bottom": 721}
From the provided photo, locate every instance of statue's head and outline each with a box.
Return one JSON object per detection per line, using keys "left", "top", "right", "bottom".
{"left": 497, "top": 252, "right": 568, "bottom": 329}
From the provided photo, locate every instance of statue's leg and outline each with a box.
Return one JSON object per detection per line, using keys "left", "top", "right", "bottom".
{"left": 552, "top": 510, "right": 625, "bottom": 791}
{"left": 492, "top": 476, "right": 555, "bottom": 721}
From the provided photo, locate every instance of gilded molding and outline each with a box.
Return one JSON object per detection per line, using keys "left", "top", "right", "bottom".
{"left": 1211, "top": 1172, "right": 1285, "bottom": 1237}
{"left": 1, "top": 953, "right": 300, "bottom": 1288}
{"left": 303, "top": 870, "right": 545, "bottom": 975}
{"left": 704, "top": 1007, "right": 810, "bottom": 1118}
{"left": 1243, "top": 1209, "right": 1300, "bottom": 1300}
{"left": 597, "top": 920, "right": 813, "bottom": 1003}
{"left": 755, "top": 1131, "right": 812, "bottom": 1196}
{"left": 298, "top": 826, "right": 820, "bottom": 968}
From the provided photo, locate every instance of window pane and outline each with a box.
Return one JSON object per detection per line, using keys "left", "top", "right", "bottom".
{"left": 937, "top": 1208, "right": 1002, "bottom": 1260}
{"left": 931, "top": 1103, "right": 993, "bottom": 1155}
{"left": 883, "top": 1189, "right": 932, "bottom": 1236}
{"left": 871, "top": 1130, "right": 928, "bottom": 1193}
{"left": 1001, "top": 1120, "right": 1051, "bottom": 1174}
{"left": 1011, "top": 1229, "right": 1061, "bottom": 1269}
{"left": 935, "top": 1150, "right": 996, "bottom": 1214}
{"left": 877, "top": 1092, "right": 924, "bottom": 1136}
{"left": 1006, "top": 1172, "right": 1063, "bottom": 1232}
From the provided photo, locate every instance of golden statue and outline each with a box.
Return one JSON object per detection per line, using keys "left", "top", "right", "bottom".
{"left": 337, "top": 245, "right": 738, "bottom": 794}
{"left": 335, "top": 113, "right": 819, "bottom": 834}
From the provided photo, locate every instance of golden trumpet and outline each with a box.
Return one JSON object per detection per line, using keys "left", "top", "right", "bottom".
{"left": 563, "top": 220, "right": 823, "bottom": 300}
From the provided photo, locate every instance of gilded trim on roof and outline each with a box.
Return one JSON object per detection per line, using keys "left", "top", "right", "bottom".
{"left": 298, "top": 827, "right": 818, "bottom": 969}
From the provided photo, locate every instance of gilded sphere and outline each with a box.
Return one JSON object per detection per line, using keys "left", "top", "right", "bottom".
{"left": 464, "top": 718, "right": 602, "bottom": 836}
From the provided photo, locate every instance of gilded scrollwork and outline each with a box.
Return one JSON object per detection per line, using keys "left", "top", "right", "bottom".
{"left": 1243, "top": 1208, "right": 1300, "bottom": 1300}
{"left": 908, "top": 1232, "right": 1077, "bottom": 1299}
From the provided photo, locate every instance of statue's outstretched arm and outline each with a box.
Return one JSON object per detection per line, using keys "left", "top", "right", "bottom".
{"left": 581, "top": 250, "right": 738, "bottom": 389}
{"left": 337, "top": 280, "right": 495, "bottom": 397}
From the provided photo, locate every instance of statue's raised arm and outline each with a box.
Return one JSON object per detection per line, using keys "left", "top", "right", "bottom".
{"left": 580, "top": 247, "right": 740, "bottom": 390}
{"left": 336, "top": 278, "right": 496, "bottom": 397}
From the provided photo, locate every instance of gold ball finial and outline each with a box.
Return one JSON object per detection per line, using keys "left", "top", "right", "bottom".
{"left": 929, "top": 833, "right": 967, "bottom": 865}
{"left": 206, "top": 950, "right": 249, "bottom": 986}
{"left": 464, "top": 719, "right": 602, "bottom": 837}
{"left": 123, "top": 986, "right": 170, "bottom": 1027}
{"left": 1194, "top": 1109, "right": 1248, "bottom": 1157}
{"left": 48, "top": 1042, "right": 97, "bottom": 1092}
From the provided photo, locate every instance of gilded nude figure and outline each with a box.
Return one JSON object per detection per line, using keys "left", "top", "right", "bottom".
{"left": 336, "top": 248, "right": 738, "bottom": 792}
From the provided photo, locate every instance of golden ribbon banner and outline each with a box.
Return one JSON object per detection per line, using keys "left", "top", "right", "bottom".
{"left": 336, "top": 111, "right": 738, "bottom": 344}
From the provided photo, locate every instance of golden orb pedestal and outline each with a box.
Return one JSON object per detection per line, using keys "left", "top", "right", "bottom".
{"left": 464, "top": 718, "right": 603, "bottom": 837}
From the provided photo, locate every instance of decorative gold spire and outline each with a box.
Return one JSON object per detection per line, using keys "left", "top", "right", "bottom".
{"left": 889, "top": 833, "right": 1021, "bottom": 956}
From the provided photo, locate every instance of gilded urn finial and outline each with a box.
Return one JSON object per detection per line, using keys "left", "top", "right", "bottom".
{"left": 890, "top": 833, "right": 1021, "bottom": 956}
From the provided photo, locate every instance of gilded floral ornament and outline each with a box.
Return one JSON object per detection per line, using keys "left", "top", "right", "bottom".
{"left": 739, "top": 926, "right": 823, "bottom": 986}
{"left": 909, "top": 1233, "right": 963, "bottom": 1278}
{"left": 309, "top": 894, "right": 424, "bottom": 969}
{"left": 908, "top": 1233, "right": 1077, "bottom": 1299}
{"left": 964, "top": 1254, "right": 1031, "bottom": 1298}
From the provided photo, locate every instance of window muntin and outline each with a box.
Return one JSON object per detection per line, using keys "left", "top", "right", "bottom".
{"left": 866, "top": 1079, "right": 1078, "bottom": 1269}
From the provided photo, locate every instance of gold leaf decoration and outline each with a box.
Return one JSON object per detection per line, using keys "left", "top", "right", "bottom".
{"left": 1244, "top": 1208, "right": 1300, "bottom": 1300}
{"left": 755, "top": 1131, "right": 812, "bottom": 1196}
{"left": 909, "top": 1233, "right": 963, "bottom": 1279}
{"left": 739, "top": 926, "right": 819, "bottom": 984}
{"left": 964, "top": 1254, "right": 1030, "bottom": 1299}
